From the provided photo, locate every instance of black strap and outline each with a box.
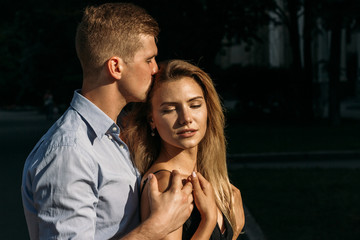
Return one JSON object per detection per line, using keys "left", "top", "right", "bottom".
{"left": 140, "top": 169, "right": 172, "bottom": 196}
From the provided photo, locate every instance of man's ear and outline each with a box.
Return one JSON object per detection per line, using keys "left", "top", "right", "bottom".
{"left": 107, "top": 56, "right": 124, "bottom": 80}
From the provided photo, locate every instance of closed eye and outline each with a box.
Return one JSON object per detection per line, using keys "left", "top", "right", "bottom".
{"left": 191, "top": 104, "right": 202, "bottom": 109}
{"left": 161, "top": 108, "right": 176, "bottom": 114}
{"left": 147, "top": 56, "right": 156, "bottom": 64}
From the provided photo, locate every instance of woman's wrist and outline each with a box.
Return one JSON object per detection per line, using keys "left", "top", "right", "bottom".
{"left": 203, "top": 207, "right": 218, "bottom": 224}
{"left": 201, "top": 211, "right": 217, "bottom": 229}
{"left": 191, "top": 217, "right": 217, "bottom": 240}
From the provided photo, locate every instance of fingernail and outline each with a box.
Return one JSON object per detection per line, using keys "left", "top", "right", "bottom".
{"left": 148, "top": 174, "right": 153, "bottom": 180}
{"left": 192, "top": 171, "right": 197, "bottom": 177}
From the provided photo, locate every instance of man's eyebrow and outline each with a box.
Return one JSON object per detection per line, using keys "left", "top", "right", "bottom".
{"left": 146, "top": 55, "right": 156, "bottom": 62}
{"left": 148, "top": 52, "right": 158, "bottom": 59}
{"left": 159, "top": 96, "right": 204, "bottom": 107}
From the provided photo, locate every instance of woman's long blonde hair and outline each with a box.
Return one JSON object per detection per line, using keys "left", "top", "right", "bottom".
{"left": 121, "top": 59, "right": 236, "bottom": 229}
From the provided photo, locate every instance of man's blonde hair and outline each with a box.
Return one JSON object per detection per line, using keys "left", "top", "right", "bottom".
{"left": 75, "top": 3, "right": 159, "bottom": 76}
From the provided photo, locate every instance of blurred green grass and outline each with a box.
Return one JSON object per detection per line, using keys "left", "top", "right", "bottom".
{"left": 229, "top": 168, "right": 360, "bottom": 240}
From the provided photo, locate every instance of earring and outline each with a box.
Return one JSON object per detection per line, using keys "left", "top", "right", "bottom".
{"left": 151, "top": 128, "right": 155, "bottom": 137}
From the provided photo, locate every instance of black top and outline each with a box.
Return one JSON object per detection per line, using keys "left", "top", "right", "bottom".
{"left": 141, "top": 170, "right": 234, "bottom": 240}
{"left": 182, "top": 204, "right": 233, "bottom": 240}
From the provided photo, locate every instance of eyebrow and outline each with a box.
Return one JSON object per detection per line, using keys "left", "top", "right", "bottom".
{"left": 147, "top": 52, "right": 158, "bottom": 60}
{"left": 160, "top": 96, "right": 204, "bottom": 107}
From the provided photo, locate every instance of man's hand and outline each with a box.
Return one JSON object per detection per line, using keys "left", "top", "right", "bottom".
{"left": 147, "top": 170, "right": 194, "bottom": 236}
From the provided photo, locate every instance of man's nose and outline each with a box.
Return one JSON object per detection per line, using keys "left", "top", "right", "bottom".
{"left": 152, "top": 62, "right": 158, "bottom": 75}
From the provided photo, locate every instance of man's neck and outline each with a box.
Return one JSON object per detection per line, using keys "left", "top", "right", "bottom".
{"left": 82, "top": 82, "right": 126, "bottom": 123}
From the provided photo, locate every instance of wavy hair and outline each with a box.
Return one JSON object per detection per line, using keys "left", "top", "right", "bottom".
{"left": 122, "top": 59, "right": 236, "bottom": 229}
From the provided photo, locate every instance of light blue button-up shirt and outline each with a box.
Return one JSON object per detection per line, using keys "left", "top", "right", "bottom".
{"left": 21, "top": 90, "right": 141, "bottom": 240}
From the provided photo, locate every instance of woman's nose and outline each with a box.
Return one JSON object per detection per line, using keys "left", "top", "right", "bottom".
{"left": 179, "top": 108, "right": 192, "bottom": 125}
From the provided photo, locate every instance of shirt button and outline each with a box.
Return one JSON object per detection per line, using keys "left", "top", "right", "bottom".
{"left": 108, "top": 135, "right": 113, "bottom": 140}
{"left": 119, "top": 144, "right": 124, "bottom": 149}
{"left": 112, "top": 127, "right": 117, "bottom": 132}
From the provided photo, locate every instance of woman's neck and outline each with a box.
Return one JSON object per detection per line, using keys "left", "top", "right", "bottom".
{"left": 154, "top": 146, "right": 198, "bottom": 176}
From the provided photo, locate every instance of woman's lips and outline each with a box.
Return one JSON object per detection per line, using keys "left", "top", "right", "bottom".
{"left": 177, "top": 129, "right": 197, "bottom": 137}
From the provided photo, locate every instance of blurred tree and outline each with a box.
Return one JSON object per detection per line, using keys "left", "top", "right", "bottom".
{"left": 0, "top": 0, "right": 84, "bottom": 107}
{"left": 317, "top": 0, "right": 360, "bottom": 125}
{"left": 1, "top": 0, "right": 276, "bottom": 107}
{"left": 271, "top": 0, "right": 360, "bottom": 124}
{"left": 302, "top": 0, "right": 315, "bottom": 121}
{"left": 135, "top": 0, "right": 276, "bottom": 68}
{"left": 271, "top": 0, "right": 315, "bottom": 121}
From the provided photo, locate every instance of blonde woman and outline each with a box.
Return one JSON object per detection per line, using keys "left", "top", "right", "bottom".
{"left": 122, "top": 60, "right": 245, "bottom": 239}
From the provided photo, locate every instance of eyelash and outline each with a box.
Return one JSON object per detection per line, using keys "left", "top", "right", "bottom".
{"left": 162, "top": 104, "right": 202, "bottom": 113}
{"left": 191, "top": 104, "right": 201, "bottom": 109}
{"left": 162, "top": 109, "right": 175, "bottom": 113}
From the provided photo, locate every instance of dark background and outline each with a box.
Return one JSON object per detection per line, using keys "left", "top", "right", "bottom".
{"left": 2, "top": 0, "right": 360, "bottom": 124}
{"left": 1, "top": 0, "right": 360, "bottom": 239}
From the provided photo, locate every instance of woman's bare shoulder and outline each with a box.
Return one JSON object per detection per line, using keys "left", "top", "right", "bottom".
{"left": 142, "top": 167, "right": 172, "bottom": 192}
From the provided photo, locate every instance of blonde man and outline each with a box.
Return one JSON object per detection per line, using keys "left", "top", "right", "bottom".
{"left": 21, "top": 3, "right": 193, "bottom": 240}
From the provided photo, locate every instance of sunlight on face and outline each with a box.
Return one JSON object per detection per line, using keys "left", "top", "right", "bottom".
{"left": 121, "top": 34, "right": 158, "bottom": 102}
{"left": 150, "top": 77, "right": 208, "bottom": 151}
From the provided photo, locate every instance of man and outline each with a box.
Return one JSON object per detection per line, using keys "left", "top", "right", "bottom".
{"left": 21, "top": 3, "right": 193, "bottom": 239}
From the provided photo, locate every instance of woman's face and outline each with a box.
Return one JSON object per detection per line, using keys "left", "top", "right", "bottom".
{"left": 150, "top": 77, "right": 208, "bottom": 151}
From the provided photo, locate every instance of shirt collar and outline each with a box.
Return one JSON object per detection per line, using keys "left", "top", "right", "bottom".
{"left": 70, "top": 90, "right": 118, "bottom": 139}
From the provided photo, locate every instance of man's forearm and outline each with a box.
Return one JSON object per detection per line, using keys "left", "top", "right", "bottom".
{"left": 120, "top": 215, "right": 168, "bottom": 240}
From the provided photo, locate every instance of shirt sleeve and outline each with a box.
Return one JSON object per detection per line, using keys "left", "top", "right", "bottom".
{"left": 32, "top": 144, "right": 99, "bottom": 240}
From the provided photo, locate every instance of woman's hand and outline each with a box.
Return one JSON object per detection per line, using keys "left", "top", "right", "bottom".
{"left": 189, "top": 171, "right": 217, "bottom": 240}
{"left": 191, "top": 172, "right": 217, "bottom": 222}
{"left": 231, "top": 184, "right": 245, "bottom": 240}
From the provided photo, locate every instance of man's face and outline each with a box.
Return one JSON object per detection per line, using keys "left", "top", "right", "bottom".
{"left": 120, "top": 34, "right": 158, "bottom": 103}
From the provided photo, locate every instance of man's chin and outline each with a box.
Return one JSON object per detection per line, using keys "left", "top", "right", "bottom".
{"left": 129, "top": 96, "right": 147, "bottom": 104}
{"left": 139, "top": 95, "right": 147, "bottom": 102}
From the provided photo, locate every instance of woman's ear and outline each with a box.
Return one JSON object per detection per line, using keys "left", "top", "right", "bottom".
{"left": 149, "top": 117, "right": 155, "bottom": 129}
{"left": 107, "top": 56, "right": 124, "bottom": 80}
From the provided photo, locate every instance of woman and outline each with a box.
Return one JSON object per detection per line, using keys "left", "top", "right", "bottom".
{"left": 122, "top": 60, "right": 245, "bottom": 239}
